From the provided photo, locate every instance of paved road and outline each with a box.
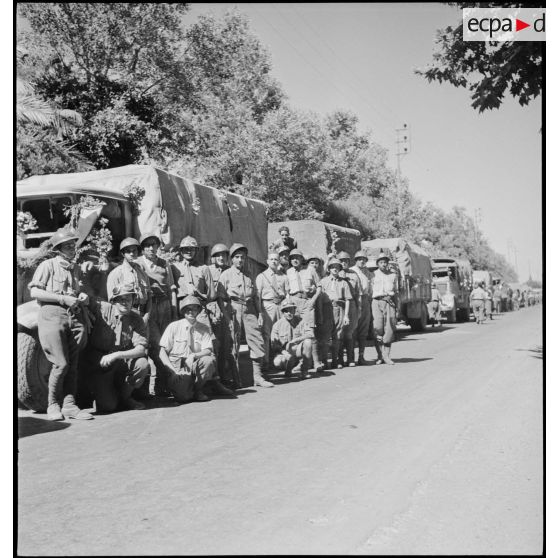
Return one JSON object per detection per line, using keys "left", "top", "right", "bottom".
{"left": 18, "top": 307, "right": 543, "bottom": 555}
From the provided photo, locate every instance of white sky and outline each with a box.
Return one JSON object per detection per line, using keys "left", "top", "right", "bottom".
{"left": 186, "top": 3, "right": 543, "bottom": 282}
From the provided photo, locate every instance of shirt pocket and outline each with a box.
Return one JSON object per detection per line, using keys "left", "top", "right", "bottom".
{"left": 171, "top": 337, "right": 190, "bottom": 358}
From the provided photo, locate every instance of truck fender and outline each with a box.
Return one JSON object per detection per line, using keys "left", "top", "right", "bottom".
{"left": 17, "top": 300, "right": 40, "bottom": 333}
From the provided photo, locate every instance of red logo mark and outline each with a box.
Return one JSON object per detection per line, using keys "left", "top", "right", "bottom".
{"left": 516, "top": 18, "right": 530, "bottom": 31}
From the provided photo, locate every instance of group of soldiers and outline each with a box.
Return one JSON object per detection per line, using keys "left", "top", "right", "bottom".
{"left": 28, "top": 225, "right": 399, "bottom": 421}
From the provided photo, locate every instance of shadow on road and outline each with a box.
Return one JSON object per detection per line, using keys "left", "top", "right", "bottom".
{"left": 397, "top": 325, "right": 456, "bottom": 340}
{"left": 18, "top": 416, "right": 70, "bottom": 439}
{"left": 393, "top": 357, "right": 434, "bottom": 364}
{"left": 516, "top": 346, "right": 543, "bottom": 360}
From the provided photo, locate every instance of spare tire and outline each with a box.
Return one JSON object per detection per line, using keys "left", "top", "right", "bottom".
{"left": 17, "top": 331, "right": 50, "bottom": 412}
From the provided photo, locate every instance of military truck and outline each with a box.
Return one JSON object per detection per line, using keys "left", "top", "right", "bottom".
{"left": 17, "top": 164, "right": 268, "bottom": 411}
{"left": 361, "top": 238, "right": 432, "bottom": 332}
{"left": 431, "top": 257, "right": 472, "bottom": 322}
{"left": 268, "top": 219, "right": 361, "bottom": 272}
{"left": 472, "top": 269, "right": 493, "bottom": 289}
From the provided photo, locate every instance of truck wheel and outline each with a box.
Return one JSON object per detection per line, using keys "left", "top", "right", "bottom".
{"left": 447, "top": 305, "right": 457, "bottom": 323}
{"left": 457, "top": 306, "right": 470, "bottom": 322}
{"left": 17, "top": 331, "right": 50, "bottom": 412}
{"left": 409, "top": 303, "right": 428, "bottom": 332}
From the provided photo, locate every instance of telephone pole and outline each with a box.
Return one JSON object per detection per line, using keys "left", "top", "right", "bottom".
{"left": 473, "top": 208, "right": 482, "bottom": 264}
{"left": 395, "top": 123, "right": 410, "bottom": 180}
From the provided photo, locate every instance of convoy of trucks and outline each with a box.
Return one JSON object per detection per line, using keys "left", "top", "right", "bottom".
{"left": 431, "top": 257, "right": 473, "bottom": 322}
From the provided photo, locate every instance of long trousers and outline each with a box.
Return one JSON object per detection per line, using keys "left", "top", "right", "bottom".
{"left": 206, "top": 300, "right": 237, "bottom": 383}
{"left": 291, "top": 294, "right": 318, "bottom": 327}
{"left": 147, "top": 296, "right": 172, "bottom": 391}
{"left": 471, "top": 300, "right": 484, "bottom": 322}
{"left": 260, "top": 299, "right": 283, "bottom": 368}
{"left": 372, "top": 298, "right": 397, "bottom": 344}
{"left": 167, "top": 355, "right": 217, "bottom": 403}
{"left": 38, "top": 304, "right": 87, "bottom": 406}
{"left": 353, "top": 295, "right": 372, "bottom": 350}
{"left": 80, "top": 349, "right": 149, "bottom": 413}
{"left": 484, "top": 299, "right": 493, "bottom": 318}
{"left": 230, "top": 301, "right": 265, "bottom": 361}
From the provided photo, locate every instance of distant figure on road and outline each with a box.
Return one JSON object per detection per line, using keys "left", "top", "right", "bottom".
{"left": 484, "top": 282, "right": 494, "bottom": 320}
{"left": 470, "top": 282, "right": 487, "bottom": 324}
{"left": 428, "top": 283, "right": 442, "bottom": 327}
{"left": 492, "top": 283, "right": 503, "bottom": 314}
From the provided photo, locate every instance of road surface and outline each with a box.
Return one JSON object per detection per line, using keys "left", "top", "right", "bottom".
{"left": 18, "top": 306, "right": 543, "bottom": 555}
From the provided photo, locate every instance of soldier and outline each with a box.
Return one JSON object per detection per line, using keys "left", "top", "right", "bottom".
{"left": 484, "top": 281, "right": 494, "bottom": 320}
{"left": 79, "top": 284, "right": 150, "bottom": 412}
{"left": 278, "top": 245, "right": 291, "bottom": 273}
{"left": 273, "top": 225, "right": 298, "bottom": 252}
{"left": 207, "top": 243, "right": 238, "bottom": 388}
{"left": 337, "top": 251, "right": 361, "bottom": 367}
{"left": 286, "top": 249, "right": 323, "bottom": 370}
{"left": 218, "top": 243, "right": 273, "bottom": 388}
{"left": 106, "top": 238, "right": 152, "bottom": 322}
{"left": 492, "top": 283, "right": 503, "bottom": 314}
{"left": 256, "top": 252, "right": 288, "bottom": 373}
{"left": 159, "top": 295, "right": 225, "bottom": 403}
{"left": 319, "top": 258, "right": 352, "bottom": 369}
{"left": 470, "top": 281, "right": 487, "bottom": 324}
{"left": 428, "top": 283, "right": 442, "bottom": 327}
{"left": 351, "top": 250, "right": 372, "bottom": 365}
{"left": 136, "top": 232, "right": 178, "bottom": 396}
{"left": 270, "top": 299, "right": 314, "bottom": 379}
{"left": 28, "top": 228, "right": 93, "bottom": 421}
{"left": 372, "top": 252, "right": 397, "bottom": 365}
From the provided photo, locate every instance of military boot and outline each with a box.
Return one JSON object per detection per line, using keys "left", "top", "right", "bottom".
{"left": 61, "top": 395, "right": 94, "bottom": 420}
{"left": 311, "top": 340, "right": 325, "bottom": 372}
{"left": 382, "top": 344, "right": 394, "bottom": 365}
{"left": 346, "top": 340, "right": 356, "bottom": 367}
{"left": 252, "top": 359, "right": 274, "bottom": 388}
{"left": 375, "top": 341, "right": 384, "bottom": 365}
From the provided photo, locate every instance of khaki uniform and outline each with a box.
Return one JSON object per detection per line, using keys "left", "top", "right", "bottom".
{"left": 106, "top": 261, "right": 151, "bottom": 313}
{"left": 339, "top": 269, "right": 361, "bottom": 364}
{"left": 372, "top": 270, "right": 397, "bottom": 345}
{"left": 350, "top": 265, "right": 372, "bottom": 354}
{"left": 270, "top": 315, "right": 313, "bottom": 371}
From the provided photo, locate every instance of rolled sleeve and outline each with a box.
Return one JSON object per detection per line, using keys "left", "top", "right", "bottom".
{"left": 28, "top": 260, "right": 52, "bottom": 290}
{"left": 159, "top": 322, "right": 176, "bottom": 352}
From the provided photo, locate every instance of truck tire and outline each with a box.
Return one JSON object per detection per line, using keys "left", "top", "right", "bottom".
{"left": 409, "top": 303, "right": 428, "bottom": 332}
{"left": 457, "top": 306, "right": 470, "bottom": 322}
{"left": 17, "top": 331, "right": 50, "bottom": 412}
{"left": 447, "top": 304, "right": 457, "bottom": 323}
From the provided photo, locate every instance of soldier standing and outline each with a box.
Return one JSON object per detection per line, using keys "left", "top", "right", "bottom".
{"left": 319, "top": 258, "right": 352, "bottom": 369}
{"left": 351, "top": 250, "right": 372, "bottom": 365}
{"left": 428, "top": 283, "right": 442, "bottom": 327}
{"left": 484, "top": 281, "right": 494, "bottom": 320}
{"left": 256, "top": 252, "right": 288, "bottom": 373}
{"left": 218, "top": 243, "right": 273, "bottom": 388}
{"left": 372, "top": 252, "right": 397, "bottom": 365}
{"left": 28, "top": 228, "right": 93, "bottom": 420}
{"left": 136, "top": 232, "right": 178, "bottom": 395}
{"left": 470, "top": 282, "right": 487, "bottom": 324}
{"left": 277, "top": 245, "right": 291, "bottom": 273}
{"left": 337, "top": 251, "right": 361, "bottom": 367}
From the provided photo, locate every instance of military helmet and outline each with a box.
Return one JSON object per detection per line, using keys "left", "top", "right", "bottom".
{"left": 109, "top": 283, "right": 136, "bottom": 302}
{"left": 288, "top": 248, "right": 305, "bottom": 261}
{"left": 139, "top": 232, "right": 161, "bottom": 247}
{"left": 354, "top": 250, "right": 368, "bottom": 261}
{"left": 376, "top": 251, "right": 390, "bottom": 264}
{"left": 50, "top": 228, "right": 79, "bottom": 249}
{"left": 337, "top": 251, "right": 351, "bottom": 261}
{"left": 306, "top": 254, "right": 323, "bottom": 264}
{"left": 280, "top": 299, "right": 297, "bottom": 312}
{"left": 179, "top": 295, "right": 202, "bottom": 314}
{"left": 327, "top": 257, "right": 342, "bottom": 269}
{"left": 179, "top": 236, "right": 198, "bottom": 249}
{"left": 211, "top": 243, "right": 229, "bottom": 257}
{"left": 119, "top": 237, "right": 140, "bottom": 252}
{"left": 277, "top": 245, "right": 290, "bottom": 255}
{"left": 229, "top": 243, "right": 248, "bottom": 258}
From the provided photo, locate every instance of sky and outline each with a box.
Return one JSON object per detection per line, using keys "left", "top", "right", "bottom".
{"left": 186, "top": 3, "right": 543, "bottom": 282}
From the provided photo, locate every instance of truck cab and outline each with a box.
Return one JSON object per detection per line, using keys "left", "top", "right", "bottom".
{"left": 431, "top": 258, "right": 471, "bottom": 322}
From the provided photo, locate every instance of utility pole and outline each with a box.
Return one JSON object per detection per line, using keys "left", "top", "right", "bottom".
{"left": 473, "top": 207, "right": 482, "bottom": 264}
{"left": 395, "top": 123, "right": 410, "bottom": 180}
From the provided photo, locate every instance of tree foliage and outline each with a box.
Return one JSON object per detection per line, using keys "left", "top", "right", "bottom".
{"left": 416, "top": 3, "right": 543, "bottom": 112}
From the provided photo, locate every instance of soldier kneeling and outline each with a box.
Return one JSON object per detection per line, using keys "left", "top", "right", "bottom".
{"left": 270, "top": 299, "right": 314, "bottom": 379}
{"left": 159, "top": 295, "right": 233, "bottom": 403}
{"left": 80, "top": 284, "right": 150, "bottom": 413}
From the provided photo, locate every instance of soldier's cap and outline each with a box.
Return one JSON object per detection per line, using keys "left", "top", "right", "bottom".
{"left": 354, "top": 250, "right": 367, "bottom": 261}
{"left": 139, "top": 232, "right": 161, "bottom": 247}
{"left": 211, "top": 243, "right": 229, "bottom": 257}
{"left": 306, "top": 254, "right": 323, "bottom": 264}
{"left": 277, "top": 245, "right": 290, "bottom": 255}
{"left": 288, "top": 248, "right": 305, "bottom": 261}
{"left": 327, "top": 257, "right": 342, "bottom": 269}
{"left": 50, "top": 228, "right": 79, "bottom": 249}
{"left": 179, "top": 236, "right": 198, "bottom": 249}
{"left": 119, "top": 237, "right": 140, "bottom": 252}
{"left": 179, "top": 295, "right": 202, "bottom": 314}
{"left": 229, "top": 243, "right": 248, "bottom": 257}
{"left": 337, "top": 251, "right": 351, "bottom": 261}
{"left": 280, "top": 299, "right": 297, "bottom": 311}
{"left": 109, "top": 283, "right": 136, "bottom": 302}
{"left": 376, "top": 251, "right": 390, "bottom": 264}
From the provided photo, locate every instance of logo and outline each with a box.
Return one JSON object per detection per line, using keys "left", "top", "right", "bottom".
{"left": 463, "top": 7, "right": 545, "bottom": 42}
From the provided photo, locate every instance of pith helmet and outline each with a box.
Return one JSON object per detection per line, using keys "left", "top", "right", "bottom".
{"left": 327, "top": 258, "right": 342, "bottom": 269}
{"left": 109, "top": 283, "right": 136, "bottom": 302}
{"left": 337, "top": 251, "right": 351, "bottom": 260}
{"left": 229, "top": 243, "right": 248, "bottom": 258}
{"left": 139, "top": 232, "right": 161, "bottom": 247}
{"left": 50, "top": 228, "right": 79, "bottom": 249}
{"left": 280, "top": 299, "right": 297, "bottom": 312}
{"left": 179, "top": 295, "right": 202, "bottom": 314}
{"left": 179, "top": 236, "right": 198, "bottom": 249}
{"left": 288, "top": 248, "right": 305, "bottom": 261}
{"left": 211, "top": 243, "right": 229, "bottom": 257}
{"left": 306, "top": 254, "right": 323, "bottom": 264}
{"left": 354, "top": 250, "right": 367, "bottom": 261}
{"left": 376, "top": 251, "right": 390, "bottom": 264}
{"left": 119, "top": 237, "right": 140, "bottom": 252}
{"left": 277, "top": 245, "right": 290, "bottom": 255}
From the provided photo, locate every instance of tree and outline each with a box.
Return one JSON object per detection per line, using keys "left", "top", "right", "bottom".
{"left": 416, "top": 3, "right": 543, "bottom": 112}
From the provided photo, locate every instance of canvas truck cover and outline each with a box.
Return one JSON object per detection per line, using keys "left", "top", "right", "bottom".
{"left": 472, "top": 269, "right": 492, "bottom": 286}
{"left": 268, "top": 220, "right": 361, "bottom": 260}
{"left": 17, "top": 165, "right": 268, "bottom": 265}
{"left": 361, "top": 238, "right": 432, "bottom": 280}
